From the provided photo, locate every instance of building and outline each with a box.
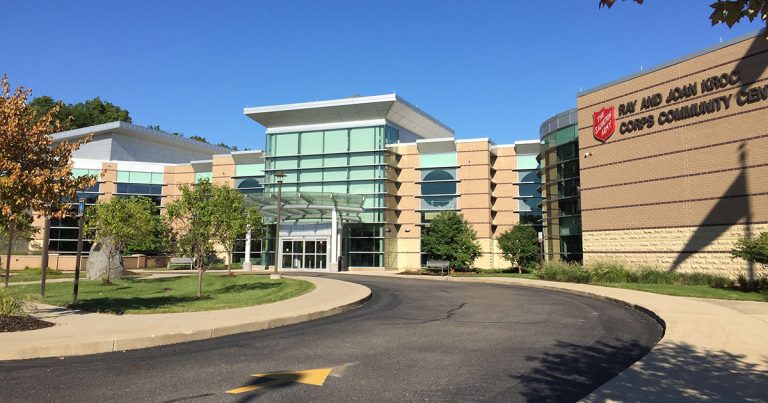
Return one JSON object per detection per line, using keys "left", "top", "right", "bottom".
{"left": 27, "top": 122, "right": 230, "bottom": 255}
{"left": 553, "top": 30, "right": 768, "bottom": 276}
{"left": 20, "top": 95, "right": 542, "bottom": 273}
{"left": 538, "top": 109, "right": 582, "bottom": 263}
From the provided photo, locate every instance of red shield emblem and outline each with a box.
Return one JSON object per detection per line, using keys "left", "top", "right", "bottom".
{"left": 593, "top": 107, "right": 616, "bottom": 143}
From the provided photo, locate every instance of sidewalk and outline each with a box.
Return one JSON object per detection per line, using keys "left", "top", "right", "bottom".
{"left": 0, "top": 276, "right": 370, "bottom": 361}
{"left": 342, "top": 272, "right": 768, "bottom": 402}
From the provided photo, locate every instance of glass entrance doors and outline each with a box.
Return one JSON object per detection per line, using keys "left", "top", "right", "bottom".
{"left": 280, "top": 238, "right": 328, "bottom": 270}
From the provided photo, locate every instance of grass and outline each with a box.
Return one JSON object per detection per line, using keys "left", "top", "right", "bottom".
{"left": 531, "top": 260, "right": 768, "bottom": 302}
{"left": 12, "top": 274, "right": 314, "bottom": 314}
{"left": 600, "top": 283, "right": 768, "bottom": 302}
{"left": 7, "top": 268, "right": 83, "bottom": 282}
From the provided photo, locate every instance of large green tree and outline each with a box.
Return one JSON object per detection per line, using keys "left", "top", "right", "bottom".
{"left": 165, "top": 179, "right": 217, "bottom": 298}
{"left": 600, "top": 0, "right": 768, "bottom": 32}
{"left": 85, "top": 196, "right": 166, "bottom": 283}
{"left": 421, "top": 211, "right": 481, "bottom": 270}
{"left": 28, "top": 95, "right": 131, "bottom": 130}
{"left": 208, "top": 185, "right": 263, "bottom": 276}
{"left": 497, "top": 225, "right": 540, "bottom": 273}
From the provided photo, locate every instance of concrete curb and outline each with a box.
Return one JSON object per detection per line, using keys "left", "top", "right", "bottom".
{"left": 1, "top": 276, "right": 371, "bottom": 361}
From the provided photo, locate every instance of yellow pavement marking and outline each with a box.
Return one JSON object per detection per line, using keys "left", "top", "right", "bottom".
{"left": 226, "top": 367, "right": 333, "bottom": 394}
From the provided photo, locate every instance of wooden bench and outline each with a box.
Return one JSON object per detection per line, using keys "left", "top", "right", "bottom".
{"left": 167, "top": 257, "right": 194, "bottom": 270}
{"left": 424, "top": 260, "right": 450, "bottom": 276}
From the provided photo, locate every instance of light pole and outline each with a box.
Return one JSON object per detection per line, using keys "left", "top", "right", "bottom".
{"left": 271, "top": 171, "right": 285, "bottom": 279}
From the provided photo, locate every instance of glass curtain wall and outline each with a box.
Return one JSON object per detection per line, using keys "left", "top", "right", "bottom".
{"left": 49, "top": 168, "right": 102, "bottom": 253}
{"left": 539, "top": 122, "right": 582, "bottom": 262}
{"left": 264, "top": 125, "right": 398, "bottom": 267}
{"left": 232, "top": 162, "right": 267, "bottom": 264}
{"left": 515, "top": 155, "right": 543, "bottom": 231}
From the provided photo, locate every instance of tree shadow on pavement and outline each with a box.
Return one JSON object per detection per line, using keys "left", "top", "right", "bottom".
{"left": 516, "top": 339, "right": 768, "bottom": 402}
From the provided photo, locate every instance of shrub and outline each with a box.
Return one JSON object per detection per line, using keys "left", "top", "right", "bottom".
{"left": 736, "top": 273, "right": 768, "bottom": 292}
{"left": 587, "top": 261, "right": 637, "bottom": 283}
{"left": 676, "top": 272, "right": 734, "bottom": 288}
{"left": 0, "top": 289, "right": 28, "bottom": 316}
{"left": 536, "top": 261, "right": 591, "bottom": 283}
{"left": 731, "top": 232, "right": 768, "bottom": 268}
{"left": 635, "top": 267, "right": 676, "bottom": 284}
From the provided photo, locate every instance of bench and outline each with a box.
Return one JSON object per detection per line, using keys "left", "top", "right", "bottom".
{"left": 167, "top": 257, "right": 194, "bottom": 270}
{"left": 424, "top": 260, "right": 450, "bottom": 276}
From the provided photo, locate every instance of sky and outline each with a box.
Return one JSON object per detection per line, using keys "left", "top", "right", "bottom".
{"left": 1, "top": 1, "right": 763, "bottom": 149}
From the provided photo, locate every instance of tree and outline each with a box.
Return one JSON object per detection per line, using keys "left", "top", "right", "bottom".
{"left": 27, "top": 95, "right": 131, "bottom": 130}
{"left": 421, "top": 211, "right": 481, "bottom": 270}
{"left": 731, "top": 231, "right": 768, "bottom": 269}
{"left": 599, "top": 0, "right": 768, "bottom": 32}
{"left": 0, "top": 215, "right": 38, "bottom": 254}
{"left": 497, "top": 225, "right": 540, "bottom": 273}
{"left": 85, "top": 196, "right": 165, "bottom": 283}
{"left": 165, "top": 179, "right": 217, "bottom": 298}
{"left": 0, "top": 75, "right": 96, "bottom": 286}
{"left": 209, "top": 185, "right": 263, "bottom": 276}
{"left": 189, "top": 135, "right": 208, "bottom": 143}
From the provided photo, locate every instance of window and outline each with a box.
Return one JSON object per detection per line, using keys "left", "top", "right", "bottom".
{"left": 420, "top": 152, "right": 457, "bottom": 168}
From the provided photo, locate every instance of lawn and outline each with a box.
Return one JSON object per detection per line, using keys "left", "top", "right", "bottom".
{"left": 599, "top": 282, "right": 768, "bottom": 302}
{"left": 7, "top": 268, "right": 83, "bottom": 282}
{"left": 13, "top": 274, "right": 314, "bottom": 314}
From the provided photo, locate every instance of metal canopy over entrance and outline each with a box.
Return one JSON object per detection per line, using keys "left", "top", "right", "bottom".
{"left": 245, "top": 192, "right": 365, "bottom": 223}
{"left": 245, "top": 192, "right": 365, "bottom": 272}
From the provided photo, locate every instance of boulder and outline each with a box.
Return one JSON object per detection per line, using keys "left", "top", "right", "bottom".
{"left": 86, "top": 238, "right": 124, "bottom": 280}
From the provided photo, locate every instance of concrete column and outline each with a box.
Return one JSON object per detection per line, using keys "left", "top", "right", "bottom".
{"left": 243, "top": 228, "right": 252, "bottom": 271}
{"left": 330, "top": 208, "right": 339, "bottom": 272}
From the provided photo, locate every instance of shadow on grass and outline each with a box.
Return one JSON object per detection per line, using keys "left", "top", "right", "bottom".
{"left": 218, "top": 282, "right": 281, "bottom": 293}
{"left": 515, "top": 339, "right": 768, "bottom": 402}
{"left": 70, "top": 295, "right": 198, "bottom": 314}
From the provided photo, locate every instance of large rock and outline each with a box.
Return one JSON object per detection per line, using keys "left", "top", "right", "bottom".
{"left": 86, "top": 238, "right": 124, "bottom": 281}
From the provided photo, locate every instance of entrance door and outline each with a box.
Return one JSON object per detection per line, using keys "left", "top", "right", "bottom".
{"left": 280, "top": 239, "right": 329, "bottom": 270}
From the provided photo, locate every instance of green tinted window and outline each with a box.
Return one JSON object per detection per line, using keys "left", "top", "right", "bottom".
{"left": 274, "top": 133, "right": 299, "bottom": 156}
{"left": 323, "top": 155, "right": 347, "bottom": 167}
{"left": 349, "top": 152, "right": 377, "bottom": 166}
{"left": 301, "top": 155, "right": 323, "bottom": 168}
{"left": 323, "top": 168, "right": 347, "bottom": 181}
{"left": 235, "top": 163, "right": 265, "bottom": 177}
{"left": 517, "top": 155, "right": 539, "bottom": 170}
{"left": 300, "top": 169, "right": 322, "bottom": 182}
{"left": 349, "top": 167, "right": 374, "bottom": 180}
{"left": 349, "top": 181, "right": 377, "bottom": 194}
{"left": 324, "top": 130, "right": 348, "bottom": 153}
{"left": 195, "top": 172, "right": 212, "bottom": 182}
{"left": 350, "top": 127, "right": 376, "bottom": 151}
{"left": 300, "top": 131, "right": 323, "bottom": 153}
{"left": 299, "top": 183, "right": 323, "bottom": 192}
{"left": 555, "top": 126, "right": 577, "bottom": 146}
{"left": 420, "top": 152, "right": 457, "bottom": 168}
{"left": 273, "top": 158, "right": 298, "bottom": 170}
{"left": 323, "top": 182, "right": 347, "bottom": 193}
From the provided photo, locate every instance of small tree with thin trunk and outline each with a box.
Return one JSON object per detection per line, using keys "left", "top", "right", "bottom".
{"left": 0, "top": 75, "right": 95, "bottom": 286}
{"left": 165, "top": 180, "right": 217, "bottom": 298}
{"left": 497, "top": 224, "right": 540, "bottom": 273}
{"left": 208, "top": 185, "right": 264, "bottom": 276}
{"left": 421, "top": 211, "right": 481, "bottom": 270}
{"left": 731, "top": 231, "right": 768, "bottom": 270}
{"left": 85, "top": 196, "right": 165, "bottom": 283}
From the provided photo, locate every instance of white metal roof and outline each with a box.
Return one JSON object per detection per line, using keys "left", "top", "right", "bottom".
{"left": 244, "top": 94, "right": 454, "bottom": 139}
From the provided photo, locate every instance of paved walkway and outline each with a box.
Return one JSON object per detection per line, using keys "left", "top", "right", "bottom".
{"left": 0, "top": 276, "right": 370, "bottom": 361}
{"left": 342, "top": 272, "right": 768, "bottom": 402}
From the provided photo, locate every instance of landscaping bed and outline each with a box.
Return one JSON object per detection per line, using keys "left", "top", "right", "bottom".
{"left": 12, "top": 274, "right": 314, "bottom": 314}
{"left": 0, "top": 316, "right": 54, "bottom": 332}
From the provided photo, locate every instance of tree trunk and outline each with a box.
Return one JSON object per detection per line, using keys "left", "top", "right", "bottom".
{"left": 515, "top": 257, "right": 521, "bottom": 274}
{"left": 4, "top": 220, "right": 14, "bottom": 287}
{"left": 196, "top": 264, "right": 203, "bottom": 299}
{"left": 226, "top": 251, "right": 232, "bottom": 276}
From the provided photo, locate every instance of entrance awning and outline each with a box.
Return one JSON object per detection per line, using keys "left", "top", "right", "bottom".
{"left": 245, "top": 192, "right": 365, "bottom": 223}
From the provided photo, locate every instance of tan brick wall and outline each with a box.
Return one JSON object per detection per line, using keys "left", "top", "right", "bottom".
{"left": 577, "top": 33, "right": 768, "bottom": 275}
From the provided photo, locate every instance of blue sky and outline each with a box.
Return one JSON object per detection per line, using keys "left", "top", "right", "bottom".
{"left": 2, "top": 1, "right": 763, "bottom": 149}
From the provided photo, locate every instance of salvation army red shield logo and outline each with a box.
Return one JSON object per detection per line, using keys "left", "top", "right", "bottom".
{"left": 593, "top": 107, "right": 616, "bottom": 143}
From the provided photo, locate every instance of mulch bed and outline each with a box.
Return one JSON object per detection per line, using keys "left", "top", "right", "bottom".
{"left": 0, "top": 315, "right": 55, "bottom": 332}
